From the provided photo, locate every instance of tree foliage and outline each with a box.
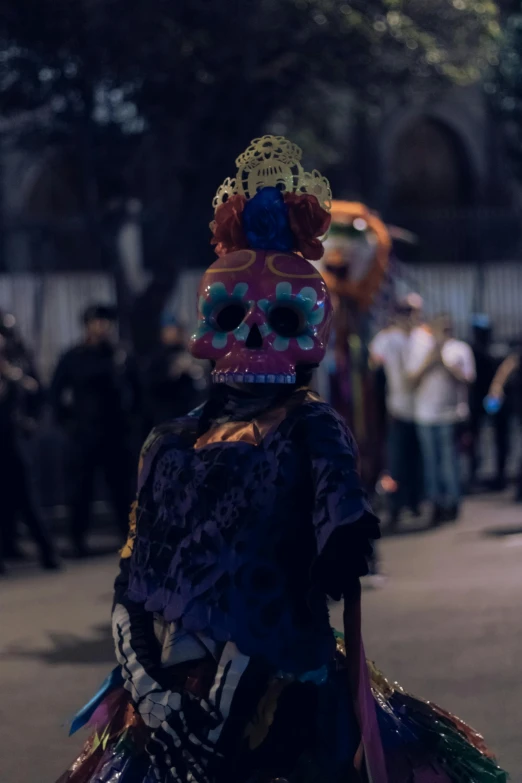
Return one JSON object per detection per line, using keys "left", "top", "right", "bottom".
{"left": 490, "top": 6, "right": 522, "bottom": 181}
{"left": 0, "top": 0, "right": 500, "bottom": 346}
{"left": 0, "top": 0, "right": 500, "bottom": 196}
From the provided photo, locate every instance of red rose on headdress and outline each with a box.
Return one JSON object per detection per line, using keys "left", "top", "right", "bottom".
{"left": 211, "top": 195, "right": 248, "bottom": 256}
{"left": 284, "top": 193, "right": 331, "bottom": 261}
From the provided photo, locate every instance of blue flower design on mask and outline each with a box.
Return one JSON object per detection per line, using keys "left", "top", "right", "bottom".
{"left": 242, "top": 187, "right": 295, "bottom": 252}
{"left": 259, "top": 282, "right": 325, "bottom": 352}
{"left": 194, "top": 282, "right": 250, "bottom": 349}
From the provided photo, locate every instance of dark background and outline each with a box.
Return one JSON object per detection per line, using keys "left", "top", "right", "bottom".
{"left": 2, "top": 0, "right": 522, "bottom": 355}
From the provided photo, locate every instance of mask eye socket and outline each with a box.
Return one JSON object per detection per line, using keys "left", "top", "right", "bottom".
{"left": 268, "top": 304, "right": 307, "bottom": 338}
{"left": 212, "top": 301, "right": 248, "bottom": 332}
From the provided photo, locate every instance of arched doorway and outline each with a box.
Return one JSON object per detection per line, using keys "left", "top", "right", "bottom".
{"left": 388, "top": 117, "right": 475, "bottom": 211}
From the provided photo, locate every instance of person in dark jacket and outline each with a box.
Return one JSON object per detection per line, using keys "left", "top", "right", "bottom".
{"left": 0, "top": 310, "right": 48, "bottom": 559}
{"left": 0, "top": 328, "right": 59, "bottom": 573}
{"left": 144, "top": 313, "right": 208, "bottom": 428}
{"left": 468, "top": 315, "right": 509, "bottom": 492}
{"left": 50, "top": 304, "right": 141, "bottom": 557}
{"left": 488, "top": 335, "right": 522, "bottom": 501}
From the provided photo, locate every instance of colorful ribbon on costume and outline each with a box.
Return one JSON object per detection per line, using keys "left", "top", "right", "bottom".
{"left": 69, "top": 667, "right": 124, "bottom": 736}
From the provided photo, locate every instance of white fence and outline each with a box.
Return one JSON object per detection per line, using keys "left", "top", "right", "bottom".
{"left": 397, "top": 260, "right": 522, "bottom": 341}
{"left": 1, "top": 260, "right": 522, "bottom": 381}
{"left": 0, "top": 273, "right": 116, "bottom": 380}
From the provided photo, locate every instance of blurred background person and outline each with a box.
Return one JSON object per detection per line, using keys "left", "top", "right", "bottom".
{"left": 468, "top": 315, "right": 509, "bottom": 493}
{"left": 488, "top": 343, "right": 522, "bottom": 501}
{"left": 143, "top": 313, "right": 207, "bottom": 429}
{"left": 0, "top": 328, "right": 59, "bottom": 574}
{"left": 50, "top": 304, "right": 141, "bottom": 558}
{"left": 0, "top": 310, "right": 40, "bottom": 382}
{"left": 370, "top": 293, "right": 424, "bottom": 528}
{"left": 407, "top": 314, "right": 476, "bottom": 525}
{"left": 0, "top": 310, "right": 45, "bottom": 560}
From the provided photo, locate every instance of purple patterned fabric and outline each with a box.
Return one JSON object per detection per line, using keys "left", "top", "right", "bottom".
{"left": 127, "top": 396, "right": 377, "bottom": 673}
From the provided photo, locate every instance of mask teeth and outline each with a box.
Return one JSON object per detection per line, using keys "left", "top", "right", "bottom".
{"left": 212, "top": 372, "right": 296, "bottom": 384}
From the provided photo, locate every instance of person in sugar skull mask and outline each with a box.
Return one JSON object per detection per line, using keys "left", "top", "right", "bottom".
{"left": 57, "top": 137, "right": 506, "bottom": 783}
{"left": 319, "top": 202, "right": 391, "bottom": 490}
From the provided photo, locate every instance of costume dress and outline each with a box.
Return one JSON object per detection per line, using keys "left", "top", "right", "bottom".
{"left": 57, "top": 137, "right": 507, "bottom": 783}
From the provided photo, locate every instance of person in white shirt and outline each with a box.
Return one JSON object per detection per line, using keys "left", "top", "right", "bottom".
{"left": 407, "top": 314, "right": 476, "bottom": 524}
{"left": 370, "top": 294, "right": 423, "bottom": 527}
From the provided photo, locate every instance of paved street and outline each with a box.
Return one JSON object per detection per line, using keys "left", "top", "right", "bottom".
{"left": 1, "top": 494, "right": 521, "bottom": 782}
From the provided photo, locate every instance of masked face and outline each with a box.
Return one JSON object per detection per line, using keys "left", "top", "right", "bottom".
{"left": 319, "top": 203, "right": 390, "bottom": 311}
{"left": 190, "top": 249, "right": 332, "bottom": 384}
{"left": 323, "top": 229, "right": 378, "bottom": 287}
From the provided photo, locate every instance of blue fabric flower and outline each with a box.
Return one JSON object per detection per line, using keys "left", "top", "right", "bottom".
{"left": 242, "top": 187, "right": 295, "bottom": 252}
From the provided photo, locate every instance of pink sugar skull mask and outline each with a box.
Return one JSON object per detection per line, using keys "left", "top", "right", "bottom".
{"left": 190, "top": 249, "right": 333, "bottom": 384}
